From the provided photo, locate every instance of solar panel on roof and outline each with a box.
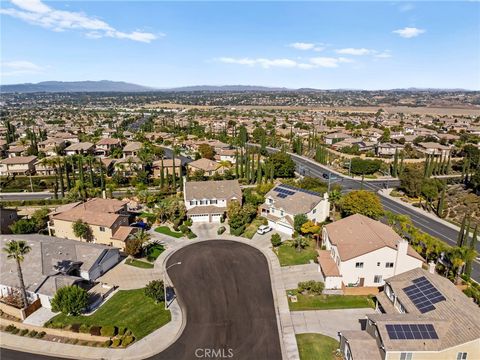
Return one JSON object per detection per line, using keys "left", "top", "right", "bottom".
{"left": 386, "top": 324, "right": 438, "bottom": 340}
{"left": 402, "top": 276, "right": 446, "bottom": 313}
{"left": 277, "top": 194, "right": 287, "bottom": 198}
{"left": 279, "top": 183, "right": 321, "bottom": 197}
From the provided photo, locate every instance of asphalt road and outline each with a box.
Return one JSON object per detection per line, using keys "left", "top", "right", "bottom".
{"left": 1, "top": 241, "right": 282, "bottom": 360}
{"left": 152, "top": 240, "right": 282, "bottom": 360}
{"left": 286, "top": 150, "right": 480, "bottom": 281}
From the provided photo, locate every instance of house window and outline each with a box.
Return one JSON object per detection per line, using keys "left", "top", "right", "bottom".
{"left": 386, "top": 262, "right": 394, "bottom": 268}
{"left": 200, "top": 200, "right": 206, "bottom": 205}
{"left": 355, "top": 262, "right": 364, "bottom": 268}
{"left": 457, "top": 353, "right": 468, "bottom": 360}
{"left": 99, "top": 226, "right": 105, "bottom": 232}
{"left": 377, "top": 262, "right": 380, "bottom": 266}
{"left": 312, "top": 209, "right": 316, "bottom": 214}
{"left": 280, "top": 210, "right": 284, "bottom": 216}
{"left": 400, "top": 353, "right": 412, "bottom": 360}
{"left": 268, "top": 199, "right": 273, "bottom": 204}
{"left": 190, "top": 200, "right": 196, "bottom": 206}
{"left": 211, "top": 199, "right": 218, "bottom": 205}
{"left": 374, "top": 275, "right": 383, "bottom": 283}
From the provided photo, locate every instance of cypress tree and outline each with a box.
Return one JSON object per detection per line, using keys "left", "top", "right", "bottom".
{"left": 235, "top": 150, "right": 239, "bottom": 178}
{"left": 256, "top": 153, "right": 262, "bottom": 184}
{"left": 399, "top": 152, "right": 405, "bottom": 176}
{"left": 437, "top": 186, "right": 446, "bottom": 218}
{"left": 160, "top": 158, "right": 165, "bottom": 188}
{"left": 465, "top": 224, "right": 478, "bottom": 279}
{"left": 423, "top": 155, "right": 430, "bottom": 178}
{"left": 172, "top": 152, "right": 177, "bottom": 191}
{"left": 457, "top": 214, "right": 467, "bottom": 247}
{"left": 392, "top": 149, "right": 399, "bottom": 177}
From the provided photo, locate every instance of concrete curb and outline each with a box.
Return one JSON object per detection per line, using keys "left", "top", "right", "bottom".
{"left": 379, "top": 188, "right": 461, "bottom": 232}
{"left": 1, "top": 236, "right": 299, "bottom": 360}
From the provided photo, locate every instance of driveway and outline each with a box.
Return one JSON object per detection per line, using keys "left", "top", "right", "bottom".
{"left": 290, "top": 308, "right": 376, "bottom": 339}
{"left": 281, "top": 263, "right": 323, "bottom": 290}
{"left": 150, "top": 240, "right": 282, "bottom": 360}
{"left": 97, "top": 260, "right": 161, "bottom": 290}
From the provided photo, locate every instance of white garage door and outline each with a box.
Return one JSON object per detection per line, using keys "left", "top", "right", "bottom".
{"left": 268, "top": 220, "right": 293, "bottom": 236}
{"left": 211, "top": 214, "right": 222, "bottom": 223}
{"left": 190, "top": 214, "right": 210, "bottom": 223}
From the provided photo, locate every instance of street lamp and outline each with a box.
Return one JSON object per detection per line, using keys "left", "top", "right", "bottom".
{"left": 164, "top": 261, "right": 182, "bottom": 310}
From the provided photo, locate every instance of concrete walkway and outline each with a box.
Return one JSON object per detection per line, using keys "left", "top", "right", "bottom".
{"left": 23, "top": 307, "right": 56, "bottom": 327}
{"left": 291, "top": 308, "right": 376, "bottom": 339}
{"left": 98, "top": 260, "right": 162, "bottom": 290}
{"left": 281, "top": 263, "right": 324, "bottom": 291}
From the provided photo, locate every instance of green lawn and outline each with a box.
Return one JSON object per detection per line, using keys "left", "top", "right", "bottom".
{"left": 154, "top": 226, "right": 183, "bottom": 238}
{"left": 288, "top": 292, "right": 375, "bottom": 311}
{"left": 277, "top": 238, "right": 318, "bottom": 266}
{"left": 145, "top": 244, "right": 165, "bottom": 262}
{"left": 296, "top": 333, "right": 342, "bottom": 360}
{"left": 125, "top": 258, "right": 154, "bottom": 269}
{"left": 47, "top": 288, "right": 171, "bottom": 339}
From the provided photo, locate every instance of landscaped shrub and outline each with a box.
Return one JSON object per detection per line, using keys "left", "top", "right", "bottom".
{"left": 111, "top": 338, "right": 122, "bottom": 347}
{"left": 19, "top": 329, "right": 29, "bottom": 336}
{"left": 178, "top": 224, "right": 189, "bottom": 234}
{"left": 36, "top": 331, "right": 46, "bottom": 339}
{"left": 79, "top": 324, "right": 90, "bottom": 333}
{"left": 271, "top": 233, "right": 282, "bottom": 247}
{"left": 217, "top": 226, "right": 226, "bottom": 235}
{"left": 89, "top": 326, "right": 101, "bottom": 336}
{"left": 103, "top": 340, "right": 112, "bottom": 347}
{"left": 184, "top": 218, "right": 193, "bottom": 227}
{"left": 187, "top": 231, "right": 197, "bottom": 239}
{"left": 117, "top": 327, "right": 127, "bottom": 336}
{"left": 69, "top": 323, "right": 81, "bottom": 333}
{"left": 100, "top": 325, "right": 117, "bottom": 337}
{"left": 28, "top": 330, "right": 38, "bottom": 337}
{"left": 124, "top": 329, "right": 132, "bottom": 336}
{"left": 11, "top": 328, "right": 19, "bottom": 334}
{"left": 5, "top": 324, "right": 16, "bottom": 332}
{"left": 46, "top": 321, "right": 64, "bottom": 329}
{"left": 230, "top": 225, "right": 245, "bottom": 236}
{"left": 297, "top": 280, "right": 325, "bottom": 295}
{"left": 121, "top": 335, "right": 135, "bottom": 347}
{"left": 71, "top": 339, "right": 79, "bottom": 345}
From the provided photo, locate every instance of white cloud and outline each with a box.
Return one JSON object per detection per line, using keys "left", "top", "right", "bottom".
{"left": 289, "top": 42, "right": 325, "bottom": 52}
{"left": 1, "top": 60, "right": 45, "bottom": 76}
{"left": 335, "top": 48, "right": 372, "bottom": 56}
{"left": 217, "top": 56, "right": 352, "bottom": 69}
{"left": 393, "top": 27, "right": 425, "bottom": 38}
{"left": 399, "top": 3, "right": 415, "bottom": 12}
{"left": 0, "top": 0, "right": 160, "bottom": 43}
{"left": 374, "top": 51, "right": 392, "bottom": 59}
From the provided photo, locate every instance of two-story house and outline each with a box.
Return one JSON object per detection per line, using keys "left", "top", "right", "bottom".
{"left": 184, "top": 179, "right": 242, "bottom": 223}
{"left": 152, "top": 158, "right": 182, "bottom": 177}
{"left": 339, "top": 267, "right": 480, "bottom": 360}
{"left": 95, "top": 138, "right": 121, "bottom": 157}
{"left": 37, "top": 138, "right": 66, "bottom": 156}
{"left": 48, "top": 198, "right": 135, "bottom": 250}
{"left": 187, "top": 158, "right": 224, "bottom": 177}
{"left": 64, "top": 142, "right": 94, "bottom": 156}
{"left": 0, "top": 156, "right": 37, "bottom": 176}
{"left": 319, "top": 214, "right": 424, "bottom": 289}
{"left": 259, "top": 183, "right": 330, "bottom": 236}
{"left": 122, "top": 142, "right": 142, "bottom": 158}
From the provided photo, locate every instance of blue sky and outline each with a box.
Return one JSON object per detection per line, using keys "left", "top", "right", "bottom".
{"left": 1, "top": 1, "right": 479, "bottom": 89}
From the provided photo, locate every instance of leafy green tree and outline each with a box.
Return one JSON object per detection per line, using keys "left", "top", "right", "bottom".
{"left": 125, "top": 237, "right": 143, "bottom": 257}
{"left": 294, "top": 214, "right": 308, "bottom": 233}
{"left": 290, "top": 236, "right": 309, "bottom": 252}
{"left": 9, "top": 219, "right": 36, "bottom": 234}
{"left": 198, "top": 143, "right": 215, "bottom": 160}
{"left": 338, "top": 190, "right": 384, "bottom": 219}
{"left": 271, "top": 233, "right": 282, "bottom": 247}
{"left": 144, "top": 280, "right": 165, "bottom": 303}
{"left": 72, "top": 219, "right": 93, "bottom": 242}
{"left": 350, "top": 158, "right": 382, "bottom": 176}
{"left": 300, "top": 220, "right": 320, "bottom": 237}
{"left": 399, "top": 165, "right": 424, "bottom": 197}
{"left": 267, "top": 152, "right": 296, "bottom": 178}
{"left": 2, "top": 240, "right": 31, "bottom": 308}
{"left": 51, "top": 285, "right": 88, "bottom": 316}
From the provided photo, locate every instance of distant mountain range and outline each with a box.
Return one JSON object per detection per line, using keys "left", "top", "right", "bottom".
{"left": 0, "top": 80, "right": 473, "bottom": 93}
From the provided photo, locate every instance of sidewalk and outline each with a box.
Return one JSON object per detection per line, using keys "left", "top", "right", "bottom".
{"left": 379, "top": 188, "right": 461, "bottom": 232}
{"left": 2, "top": 234, "right": 300, "bottom": 360}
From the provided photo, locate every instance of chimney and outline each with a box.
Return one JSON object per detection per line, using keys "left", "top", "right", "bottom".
{"left": 428, "top": 261, "right": 436, "bottom": 274}
{"left": 397, "top": 239, "right": 408, "bottom": 256}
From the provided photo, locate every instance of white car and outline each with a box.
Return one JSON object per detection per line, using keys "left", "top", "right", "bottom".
{"left": 257, "top": 225, "right": 272, "bottom": 235}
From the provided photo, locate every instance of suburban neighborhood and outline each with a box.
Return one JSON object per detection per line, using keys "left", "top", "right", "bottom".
{"left": 1, "top": 1, "right": 480, "bottom": 359}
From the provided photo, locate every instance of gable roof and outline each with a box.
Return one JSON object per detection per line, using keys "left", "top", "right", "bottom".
{"left": 324, "top": 214, "right": 423, "bottom": 261}
{"left": 265, "top": 183, "right": 325, "bottom": 215}
{"left": 188, "top": 158, "right": 219, "bottom": 172}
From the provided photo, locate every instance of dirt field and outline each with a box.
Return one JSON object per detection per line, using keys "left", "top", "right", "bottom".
{"left": 145, "top": 103, "right": 480, "bottom": 116}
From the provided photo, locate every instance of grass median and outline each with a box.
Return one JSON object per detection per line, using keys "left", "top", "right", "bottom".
{"left": 296, "top": 333, "right": 342, "bottom": 360}
{"left": 288, "top": 292, "right": 375, "bottom": 311}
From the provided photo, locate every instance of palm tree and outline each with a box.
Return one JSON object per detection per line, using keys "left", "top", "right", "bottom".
{"left": 3, "top": 240, "right": 32, "bottom": 308}
{"left": 132, "top": 229, "right": 151, "bottom": 244}
{"left": 450, "top": 247, "right": 477, "bottom": 284}
{"left": 328, "top": 189, "right": 342, "bottom": 218}
{"left": 154, "top": 202, "right": 168, "bottom": 223}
